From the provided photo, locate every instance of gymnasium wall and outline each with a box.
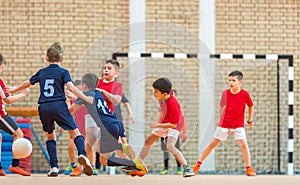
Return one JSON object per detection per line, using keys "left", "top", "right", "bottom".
{"left": 0, "top": 0, "right": 299, "bottom": 173}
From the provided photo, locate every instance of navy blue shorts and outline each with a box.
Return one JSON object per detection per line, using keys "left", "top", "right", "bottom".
{"left": 38, "top": 101, "right": 78, "bottom": 133}
{"left": 119, "top": 122, "right": 126, "bottom": 138}
{"left": 100, "top": 123, "right": 123, "bottom": 153}
{"left": 0, "top": 114, "right": 19, "bottom": 135}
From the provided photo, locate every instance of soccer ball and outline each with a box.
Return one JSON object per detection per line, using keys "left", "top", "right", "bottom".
{"left": 12, "top": 138, "right": 33, "bottom": 158}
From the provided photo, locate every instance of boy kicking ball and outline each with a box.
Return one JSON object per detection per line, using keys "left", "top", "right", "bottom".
{"left": 69, "top": 73, "right": 148, "bottom": 175}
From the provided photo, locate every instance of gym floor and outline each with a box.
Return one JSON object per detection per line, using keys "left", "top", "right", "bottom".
{"left": 0, "top": 174, "right": 299, "bottom": 185}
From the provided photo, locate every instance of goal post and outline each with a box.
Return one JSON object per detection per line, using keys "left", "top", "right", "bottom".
{"left": 112, "top": 52, "right": 294, "bottom": 175}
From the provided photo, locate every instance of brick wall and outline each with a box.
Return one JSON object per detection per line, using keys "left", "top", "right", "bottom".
{"left": 1, "top": 0, "right": 299, "bottom": 174}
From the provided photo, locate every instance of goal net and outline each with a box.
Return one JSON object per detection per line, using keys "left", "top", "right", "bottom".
{"left": 113, "top": 53, "right": 291, "bottom": 175}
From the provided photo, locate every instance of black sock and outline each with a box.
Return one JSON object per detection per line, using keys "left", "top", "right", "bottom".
{"left": 107, "top": 156, "right": 135, "bottom": 167}
{"left": 46, "top": 140, "right": 58, "bottom": 168}
{"left": 12, "top": 158, "right": 20, "bottom": 167}
{"left": 95, "top": 152, "right": 101, "bottom": 169}
{"left": 74, "top": 135, "right": 86, "bottom": 156}
{"left": 163, "top": 151, "right": 169, "bottom": 169}
{"left": 176, "top": 159, "right": 181, "bottom": 169}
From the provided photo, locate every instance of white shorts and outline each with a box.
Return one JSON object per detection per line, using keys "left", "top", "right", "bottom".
{"left": 151, "top": 128, "right": 180, "bottom": 139}
{"left": 85, "top": 114, "right": 98, "bottom": 129}
{"left": 214, "top": 127, "right": 246, "bottom": 141}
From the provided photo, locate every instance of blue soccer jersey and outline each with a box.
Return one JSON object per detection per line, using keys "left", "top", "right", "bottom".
{"left": 29, "top": 64, "right": 72, "bottom": 104}
{"left": 75, "top": 90, "right": 119, "bottom": 128}
{"left": 76, "top": 90, "right": 122, "bottom": 153}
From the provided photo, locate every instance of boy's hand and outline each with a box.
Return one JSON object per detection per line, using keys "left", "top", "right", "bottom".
{"left": 248, "top": 123, "right": 254, "bottom": 127}
{"left": 65, "top": 90, "right": 76, "bottom": 99}
{"left": 149, "top": 122, "right": 158, "bottom": 128}
{"left": 180, "top": 132, "right": 188, "bottom": 143}
{"left": 7, "top": 86, "right": 17, "bottom": 93}
{"left": 247, "top": 121, "right": 254, "bottom": 127}
{"left": 86, "top": 96, "right": 94, "bottom": 104}
{"left": 129, "top": 115, "right": 135, "bottom": 124}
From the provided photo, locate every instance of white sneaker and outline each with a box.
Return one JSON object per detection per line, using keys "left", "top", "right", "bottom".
{"left": 48, "top": 167, "right": 59, "bottom": 177}
{"left": 78, "top": 154, "right": 93, "bottom": 176}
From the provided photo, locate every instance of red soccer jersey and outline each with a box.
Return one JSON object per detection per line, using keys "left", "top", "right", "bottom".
{"left": 0, "top": 78, "right": 9, "bottom": 118}
{"left": 97, "top": 79, "right": 123, "bottom": 113}
{"left": 158, "top": 93, "right": 184, "bottom": 131}
{"left": 219, "top": 89, "right": 253, "bottom": 128}
{"left": 70, "top": 99, "right": 88, "bottom": 137}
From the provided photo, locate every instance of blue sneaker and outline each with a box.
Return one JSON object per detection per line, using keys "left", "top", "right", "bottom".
{"left": 64, "top": 166, "right": 74, "bottom": 175}
{"left": 93, "top": 167, "right": 99, "bottom": 175}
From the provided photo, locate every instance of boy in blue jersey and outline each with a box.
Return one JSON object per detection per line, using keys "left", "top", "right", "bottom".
{"left": 8, "top": 42, "right": 94, "bottom": 177}
{"left": 69, "top": 73, "right": 148, "bottom": 174}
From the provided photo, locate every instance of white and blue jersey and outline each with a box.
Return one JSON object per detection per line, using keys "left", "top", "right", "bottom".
{"left": 30, "top": 64, "right": 77, "bottom": 133}
{"left": 75, "top": 90, "right": 123, "bottom": 153}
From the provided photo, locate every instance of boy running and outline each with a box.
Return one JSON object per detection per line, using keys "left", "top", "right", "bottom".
{"left": 8, "top": 42, "right": 94, "bottom": 177}
{"left": 69, "top": 73, "right": 148, "bottom": 174}
{"left": 136, "top": 77, "right": 194, "bottom": 177}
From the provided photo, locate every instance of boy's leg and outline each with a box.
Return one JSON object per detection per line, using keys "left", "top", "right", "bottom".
{"left": 9, "top": 128, "right": 31, "bottom": 176}
{"left": 165, "top": 136, "right": 187, "bottom": 166}
{"left": 121, "top": 143, "right": 135, "bottom": 160}
{"left": 175, "top": 138, "right": 182, "bottom": 174}
{"left": 199, "top": 138, "right": 220, "bottom": 163}
{"left": 45, "top": 131, "right": 60, "bottom": 177}
{"left": 0, "top": 134, "right": 5, "bottom": 176}
{"left": 236, "top": 139, "right": 256, "bottom": 176}
{"left": 69, "top": 129, "right": 93, "bottom": 176}
{"left": 165, "top": 136, "right": 194, "bottom": 177}
{"left": 139, "top": 134, "right": 160, "bottom": 161}
{"left": 193, "top": 138, "right": 220, "bottom": 174}
{"left": 160, "top": 138, "right": 169, "bottom": 175}
{"left": 85, "top": 127, "right": 99, "bottom": 169}
{"left": 64, "top": 139, "right": 76, "bottom": 175}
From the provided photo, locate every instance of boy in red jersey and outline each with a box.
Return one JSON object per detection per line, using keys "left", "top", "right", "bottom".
{"left": 136, "top": 77, "right": 194, "bottom": 177}
{"left": 193, "top": 70, "right": 256, "bottom": 176}
{"left": 0, "top": 53, "right": 31, "bottom": 176}
{"left": 97, "top": 59, "right": 129, "bottom": 158}
{"left": 97, "top": 59, "right": 122, "bottom": 113}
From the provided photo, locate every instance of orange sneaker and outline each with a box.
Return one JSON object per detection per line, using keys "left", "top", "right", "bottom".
{"left": 0, "top": 169, "right": 6, "bottom": 176}
{"left": 70, "top": 167, "right": 82, "bottom": 176}
{"left": 9, "top": 166, "right": 31, "bottom": 176}
{"left": 193, "top": 163, "right": 200, "bottom": 174}
{"left": 246, "top": 167, "right": 256, "bottom": 176}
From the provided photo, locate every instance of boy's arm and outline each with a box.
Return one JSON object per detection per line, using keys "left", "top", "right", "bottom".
{"left": 247, "top": 105, "right": 254, "bottom": 127}
{"left": 66, "top": 82, "right": 93, "bottom": 104}
{"left": 149, "top": 122, "right": 177, "bottom": 129}
{"left": 123, "top": 102, "right": 135, "bottom": 123}
{"left": 96, "top": 88, "right": 122, "bottom": 105}
{"left": 180, "top": 120, "right": 188, "bottom": 142}
{"left": 217, "top": 105, "right": 225, "bottom": 125}
{"left": 8, "top": 80, "right": 32, "bottom": 93}
{"left": 4, "top": 88, "right": 29, "bottom": 104}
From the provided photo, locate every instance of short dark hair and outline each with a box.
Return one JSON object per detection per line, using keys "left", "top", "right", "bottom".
{"left": 105, "top": 59, "right": 120, "bottom": 70}
{"left": 82, "top": 73, "right": 99, "bottom": 89}
{"left": 229, "top": 70, "right": 243, "bottom": 80}
{"left": 152, "top": 77, "right": 172, "bottom": 94}
{"left": 0, "top": 53, "right": 6, "bottom": 65}
{"left": 47, "top": 42, "right": 64, "bottom": 62}
{"left": 73, "top": 80, "right": 81, "bottom": 86}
